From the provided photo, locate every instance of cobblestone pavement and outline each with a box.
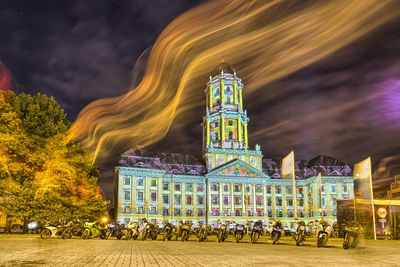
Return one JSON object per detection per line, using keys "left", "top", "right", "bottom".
{"left": 0, "top": 237, "right": 399, "bottom": 267}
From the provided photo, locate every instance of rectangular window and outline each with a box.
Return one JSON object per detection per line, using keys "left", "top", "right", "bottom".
{"left": 234, "top": 196, "right": 241, "bottom": 205}
{"left": 278, "top": 210, "right": 283, "bottom": 217}
{"left": 163, "top": 208, "right": 169, "bottom": 216}
{"left": 198, "top": 196, "right": 204, "bottom": 205}
{"left": 288, "top": 199, "right": 293, "bottom": 206}
{"left": 186, "top": 209, "right": 192, "bottom": 216}
{"left": 186, "top": 196, "right": 192, "bottom": 205}
{"left": 123, "top": 205, "right": 131, "bottom": 213}
{"left": 299, "top": 198, "right": 304, "bottom": 206}
{"left": 256, "top": 196, "right": 263, "bottom": 205}
{"left": 186, "top": 184, "right": 193, "bottom": 192}
{"left": 174, "top": 208, "right": 181, "bottom": 216}
{"left": 276, "top": 198, "right": 282, "bottom": 206}
{"left": 197, "top": 184, "right": 204, "bottom": 192}
{"left": 211, "top": 183, "right": 219, "bottom": 192}
{"left": 321, "top": 185, "right": 325, "bottom": 193}
{"left": 198, "top": 208, "right": 204, "bottom": 216}
{"left": 124, "top": 176, "right": 130, "bottom": 186}
{"left": 150, "top": 206, "right": 157, "bottom": 214}
{"left": 257, "top": 208, "right": 263, "bottom": 216}
{"left": 163, "top": 183, "right": 169, "bottom": 190}
{"left": 275, "top": 186, "right": 281, "bottom": 194}
{"left": 175, "top": 183, "right": 181, "bottom": 191}
{"left": 137, "top": 206, "right": 144, "bottom": 214}
{"left": 124, "top": 190, "right": 131, "bottom": 201}
{"left": 137, "top": 177, "right": 144, "bottom": 187}
{"left": 223, "top": 209, "right": 231, "bottom": 216}
{"left": 342, "top": 184, "right": 348, "bottom": 193}
{"left": 246, "top": 185, "right": 251, "bottom": 192}
{"left": 268, "top": 210, "right": 272, "bottom": 217}
{"left": 212, "top": 195, "right": 219, "bottom": 205}
{"left": 151, "top": 179, "right": 157, "bottom": 187}
{"left": 212, "top": 208, "right": 219, "bottom": 216}
{"left": 150, "top": 192, "right": 157, "bottom": 202}
{"left": 266, "top": 186, "right": 271, "bottom": 194}
{"left": 286, "top": 187, "right": 292, "bottom": 195}
{"left": 255, "top": 185, "right": 262, "bottom": 193}
{"left": 266, "top": 198, "right": 271, "bottom": 206}
{"left": 223, "top": 184, "right": 229, "bottom": 192}
{"left": 174, "top": 195, "right": 181, "bottom": 205}
{"left": 234, "top": 185, "right": 241, "bottom": 192}
{"left": 235, "top": 209, "right": 242, "bottom": 216}
{"left": 137, "top": 191, "right": 144, "bottom": 201}
{"left": 163, "top": 195, "right": 169, "bottom": 204}
{"left": 298, "top": 186, "right": 303, "bottom": 195}
{"left": 331, "top": 185, "right": 337, "bottom": 193}
{"left": 223, "top": 196, "right": 229, "bottom": 205}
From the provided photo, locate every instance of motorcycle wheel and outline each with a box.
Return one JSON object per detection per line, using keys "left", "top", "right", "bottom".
{"left": 351, "top": 236, "right": 359, "bottom": 248}
{"left": 322, "top": 235, "right": 328, "bottom": 247}
{"left": 105, "top": 231, "right": 111, "bottom": 240}
{"left": 163, "top": 233, "right": 168, "bottom": 241}
{"left": 199, "top": 232, "right": 204, "bottom": 242}
{"left": 151, "top": 232, "right": 158, "bottom": 240}
{"left": 62, "top": 229, "right": 71, "bottom": 239}
{"left": 142, "top": 232, "right": 148, "bottom": 241}
{"left": 82, "top": 230, "right": 90, "bottom": 240}
{"left": 272, "top": 233, "right": 279, "bottom": 245}
{"left": 117, "top": 233, "right": 123, "bottom": 240}
{"left": 235, "top": 234, "right": 240, "bottom": 243}
{"left": 126, "top": 229, "right": 132, "bottom": 240}
{"left": 133, "top": 233, "right": 138, "bottom": 240}
{"left": 40, "top": 229, "right": 52, "bottom": 239}
{"left": 182, "top": 232, "right": 186, "bottom": 242}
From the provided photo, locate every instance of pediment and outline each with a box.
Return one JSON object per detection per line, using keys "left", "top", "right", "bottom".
{"left": 206, "top": 159, "right": 268, "bottom": 178}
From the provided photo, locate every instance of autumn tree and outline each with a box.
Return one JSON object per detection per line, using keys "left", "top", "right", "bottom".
{"left": 0, "top": 91, "right": 108, "bottom": 226}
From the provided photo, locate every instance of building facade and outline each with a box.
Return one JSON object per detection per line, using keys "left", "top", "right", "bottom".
{"left": 114, "top": 62, "right": 354, "bottom": 226}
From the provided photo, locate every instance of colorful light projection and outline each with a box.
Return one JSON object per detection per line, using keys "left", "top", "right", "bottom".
{"left": 70, "top": 0, "right": 399, "bottom": 162}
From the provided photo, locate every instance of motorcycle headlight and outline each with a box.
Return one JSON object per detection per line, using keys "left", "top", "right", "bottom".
{"left": 28, "top": 222, "right": 37, "bottom": 229}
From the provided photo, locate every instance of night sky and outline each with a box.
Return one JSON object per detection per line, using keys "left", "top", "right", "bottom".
{"left": 1, "top": 0, "right": 400, "bottom": 200}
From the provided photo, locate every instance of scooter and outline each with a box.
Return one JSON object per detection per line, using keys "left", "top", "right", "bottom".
{"left": 126, "top": 221, "right": 140, "bottom": 240}
{"left": 317, "top": 223, "right": 332, "bottom": 248}
{"left": 81, "top": 222, "right": 107, "bottom": 239}
{"left": 234, "top": 223, "right": 246, "bottom": 243}
{"left": 295, "top": 222, "right": 306, "bottom": 246}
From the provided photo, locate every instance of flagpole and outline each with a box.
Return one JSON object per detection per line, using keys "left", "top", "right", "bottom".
{"left": 368, "top": 157, "right": 376, "bottom": 240}
{"left": 292, "top": 151, "right": 297, "bottom": 218}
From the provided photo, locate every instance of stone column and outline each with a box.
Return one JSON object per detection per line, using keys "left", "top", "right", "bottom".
{"left": 144, "top": 176, "right": 149, "bottom": 216}
{"left": 193, "top": 183, "right": 198, "bottom": 216}
{"left": 118, "top": 175, "right": 123, "bottom": 218}
{"left": 263, "top": 184, "right": 267, "bottom": 217}
{"left": 271, "top": 185, "right": 277, "bottom": 217}
{"left": 241, "top": 183, "right": 246, "bottom": 216}
{"left": 282, "top": 185, "right": 287, "bottom": 217}
{"left": 252, "top": 184, "right": 256, "bottom": 217}
{"left": 131, "top": 176, "right": 136, "bottom": 215}
{"left": 219, "top": 182, "right": 223, "bottom": 215}
{"left": 304, "top": 185, "right": 309, "bottom": 217}
{"left": 207, "top": 182, "right": 212, "bottom": 216}
{"left": 311, "top": 182, "right": 320, "bottom": 217}
{"left": 170, "top": 182, "right": 174, "bottom": 220}
{"left": 336, "top": 183, "right": 342, "bottom": 199}
{"left": 182, "top": 183, "right": 186, "bottom": 217}
{"left": 157, "top": 178, "right": 163, "bottom": 217}
{"left": 230, "top": 183, "right": 234, "bottom": 216}
{"left": 325, "top": 183, "right": 332, "bottom": 216}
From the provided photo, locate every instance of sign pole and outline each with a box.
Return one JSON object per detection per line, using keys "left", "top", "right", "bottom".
{"left": 368, "top": 157, "right": 377, "bottom": 240}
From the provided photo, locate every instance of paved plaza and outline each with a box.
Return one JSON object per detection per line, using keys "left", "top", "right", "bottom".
{"left": 0, "top": 236, "right": 399, "bottom": 266}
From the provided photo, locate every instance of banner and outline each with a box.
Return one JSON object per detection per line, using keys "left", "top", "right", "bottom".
{"left": 353, "top": 157, "right": 372, "bottom": 199}
{"left": 375, "top": 205, "right": 390, "bottom": 237}
{"left": 281, "top": 151, "right": 294, "bottom": 178}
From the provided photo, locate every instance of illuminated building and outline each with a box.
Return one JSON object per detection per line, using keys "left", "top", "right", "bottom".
{"left": 114, "top": 62, "right": 354, "bottom": 226}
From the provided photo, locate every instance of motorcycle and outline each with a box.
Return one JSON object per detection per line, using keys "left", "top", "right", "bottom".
{"left": 271, "top": 222, "right": 284, "bottom": 245}
{"left": 343, "top": 221, "right": 361, "bottom": 249}
{"left": 234, "top": 223, "right": 246, "bottom": 243}
{"left": 197, "top": 224, "right": 208, "bottom": 242}
{"left": 217, "top": 223, "right": 228, "bottom": 242}
{"left": 81, "top": 222, "right": 107, "bottom": 239}
{"left": 40, "top": 224, "right": 66, "bottom": 239}
{"left": 295, "top": 222, "right": 306, "bottom": 246}
{"left": 62, "top": 221, "right": 83, "bottom": 239}
{"left": 162, "top": 222, "right": 176, "bottom": 241}
{"left": 316, "top": 222, "right": 332, "bottom": 248}
{"left": 105, "top": 222, "right": 125, "bottom": 240}
{"left": 141, "top": 222, "right": 158, "bottom": 241}
{"left": 126, "top": 221, "right": 140, "bottom": 240}
{"left": 180, "top": 222, "right": 191, "bottom": 242}
{"left": 250, "top": 222, "right": 263, "bottom": 244}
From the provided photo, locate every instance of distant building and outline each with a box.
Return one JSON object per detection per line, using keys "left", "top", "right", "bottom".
{"left": 114, "top": 62, "right": 354, "bottom": 226}
{"left": 387, "top": 175, "right": 400, "bottom": 200}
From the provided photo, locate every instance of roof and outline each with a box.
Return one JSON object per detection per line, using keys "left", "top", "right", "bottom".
{"left": 118, "top": 150, "right": 352, "bottom": 179}
{"left": 211, "top": 61, "right": 236, "bottom": 77}
{"left": 118, "top": 149, "right": 207, "bottom": 176}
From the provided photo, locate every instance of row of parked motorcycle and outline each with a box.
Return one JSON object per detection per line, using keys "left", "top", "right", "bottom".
{"left": 40, "top": 219, "right": 362, "bottom": 250}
